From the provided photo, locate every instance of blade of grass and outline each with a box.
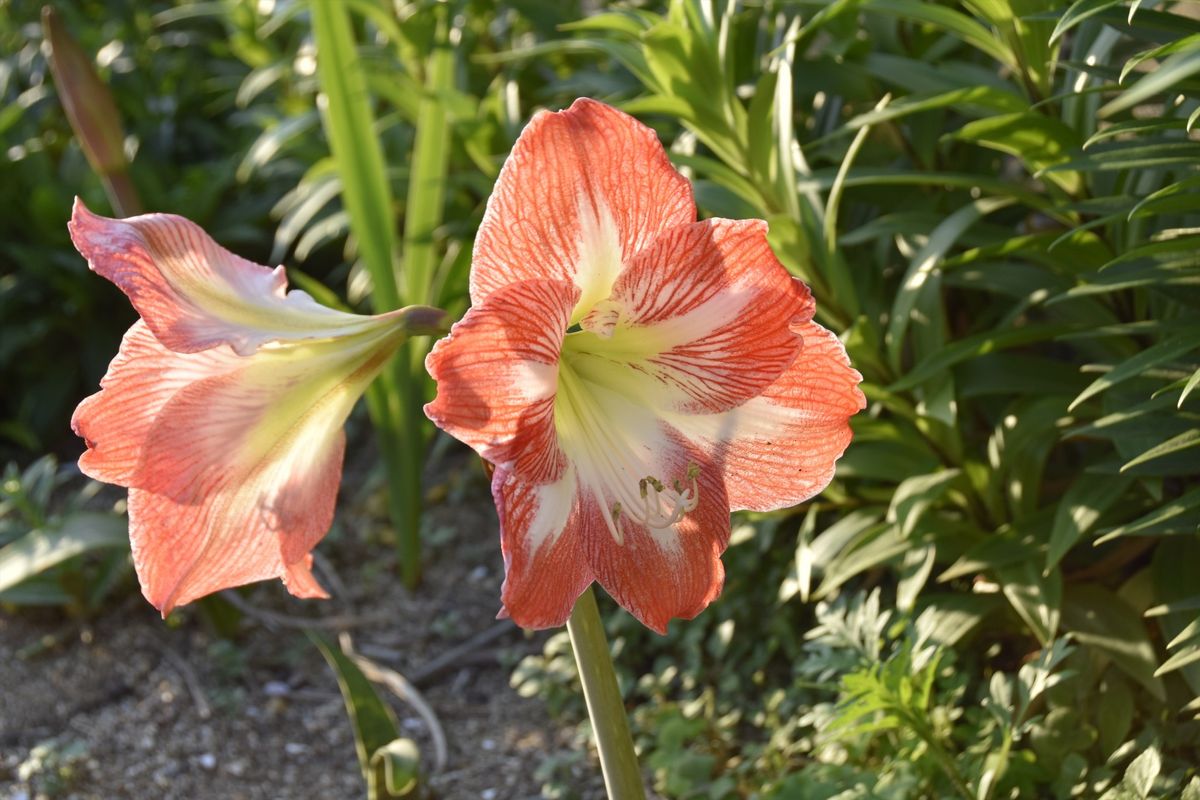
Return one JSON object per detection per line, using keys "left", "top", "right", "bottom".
{"left": 824, "top": 94, "right": 890, "bottom": 322}
{"left": 391, "top": 7, "right": 460, "bottom": 588}
{"left": 311, "top": 0, "right": 424, "bottom": 586}
{"left": 310, "top": 0, "right": 400, "bottom": 310}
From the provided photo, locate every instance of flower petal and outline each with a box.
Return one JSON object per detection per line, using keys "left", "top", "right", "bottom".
{"left": 424, "top": 279, "right": 578, "bottom": 484}
{"left": 493, "top": 465, "right": 594, "bottom": 629}
{"left": 584, "top": 429, "right": 729, "bottom": 635}
{"left": 572, "top": 219, "right": 809, "bottom": 414}
{"left": 131, "top": 329, "right": 397, "bottom": 505}
{"left": 74, "top": 312, "right": 402, "bottom": 613}
{"left": 127, "top": 425, "right": 342, "bottom": 614}
{"left": 120, "top": 335, "right": 388, "bottom": 612}
{"left": 69, "top": 198, "right": 373, "bottom": 355}
{"left": 671, "top": 320, "right": 866, "bottom": 512}
{"left": 72, "top": 321, "right": 241, "bottom": 486}
{"left": 470, "top": 98, "right": 695, "bottom": 312}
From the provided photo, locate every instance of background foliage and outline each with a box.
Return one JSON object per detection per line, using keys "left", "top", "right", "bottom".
{"left": 2, "top": 0, "right": 1198, "bottom": 797}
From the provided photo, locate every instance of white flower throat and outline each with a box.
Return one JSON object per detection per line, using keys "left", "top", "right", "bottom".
{"left": 555, "top": 329, "right": 701, "bottom": 545}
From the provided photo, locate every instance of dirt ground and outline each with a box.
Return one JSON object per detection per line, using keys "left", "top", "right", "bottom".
{"left": 0, "top": 451, "right": 608, "bottom": 800}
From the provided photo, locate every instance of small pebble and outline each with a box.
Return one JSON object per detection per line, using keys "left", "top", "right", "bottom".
{"left": 469, "top": 565, "right": 488, "bottom": 582}
{"left": 263, "top": 681, "right": 291, "bottom": 697}
{"left": 284, "top": 743, "right": 308, "bottom": 756}
{"left": 481, "top": 790, "right": 497, "bottom": 800}
{"left": 481, "top": 738, "right": 496, "bottom": 751}
{"left": 198, "top": 753, "right": 217, "bottom": 770}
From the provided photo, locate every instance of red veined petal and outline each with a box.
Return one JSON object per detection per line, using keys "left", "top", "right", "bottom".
{"left": 69, "top": 199, "right": 373, "bottom": 355}
{"left": 129, "top": 326, "right": 397, "bottom": 504}
{"left": 74, "top": 313, "right": 402, "bottom": 613}
{"left": 425, "top": 279, "right": 578, "bottom": 484}
{"left": 471, "top": 98, "right": 694, "bottom": 310}
{"left": 493, "top": 466, "right": 594, "bottom": 629}
{"left": 672, "top": 320, "right": 865, "bottom": 511}
{"left": 583, "top": 428, "right": 729, "bottom": 635}
{"left": 573, "top": 219, "right": 809, "bottom": 414}
{"left": 127, "top": 427, "right": 342, "bottom": 614}
{"left": 72, "top": 321, "right": 242, "bottom": 486}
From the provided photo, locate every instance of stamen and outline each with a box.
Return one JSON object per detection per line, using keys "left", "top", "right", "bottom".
{"left": 635, "top": 463, "right": 700, "bottom": 531}
{"left": 556, "top": 364, "right": 703, "bottom": 543}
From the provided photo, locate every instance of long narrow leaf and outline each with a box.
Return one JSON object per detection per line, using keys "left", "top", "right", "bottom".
{"left": 310, "top": 0, "right": 401, "bottom": 311}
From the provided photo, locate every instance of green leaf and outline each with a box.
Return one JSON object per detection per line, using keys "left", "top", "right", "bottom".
{"left": 370, "top": 739, "right": 421, "bottom": 797}
{"left": 1047, "top": 139, "right": 1200, "bottom": 173}
{"left": 803, "top": 509, "right": 886, "bottom": 581}
{"left": 814, "top": 524, "right": 910, "bottom": 600}
{"left": 998, "top": 560, "right": 1061, "bottom": 647}
{"left": 1061, "top": 584, "right": 1165, "bottom": 701}
{"left": 1120, "top": 747, "right": 1161, "bottom": 799}
{"left": 1069, "top": 334, "right": 1200, "bottom": 411}
{"left": 1054, "top": 263, "right": 1200, "bottom": 300}
{"left": 896, "top": 544, "right": 936, "bottom": 613}
{"left": 1129, "top": 175, "right": 1200, "bottom": 220}
{"left": 310, "top": 0, "right": 400, "bottom": 311}
{"left": 1100, "top": 233, "right": 1200, "bottom": 271}
{"left": 841, "top": 86, "right": 1026, "bottom": 131}
{"left": 1096, "top": 486, "right": 1200, "bottom": 544}
{"left": 891, "top": 324, "right": 1081, "bottom": 392}
{"left": 957, "top": 353, "right": 1089, "bottom": 397}
{"left": 1102, "top": 47, "right": 1200, "bottom": 117}
{"left": 1050, "top": 0, "right": 1127, "bottom": 44}
{"left": 953, "top": 113, "right": 1083, "bottom": 194}
{"left": 862, "top": 0, "right": 1016, "bottom": 67}
{"left": 1150, "top": 539, "right": 1200, "bottom": 694}
{"left": 887, "top": 470, "right": 962, "bottom": 539}
{"left": 1180, "top": 367, "right": 1200, "bottom": 406}
{"left": 311, "top": 634, "right": 421, "bottom": 799}
{"left": 1156, "top": 635, "right": 1200, "bottom": 675}
{"left": 403, "top": 8, "right": 456, "bottom": 309}
{"left": 914, "top": 594, "right": 1001, "bottom": 647}
{"left": 1084, "top": 117, "right": 1188, "bottom": 149}
{"left": 1095, "top": 673, "right": 1134, "bottom": 757}
{"left": 0, "top": 513, "right": 127, "bottom": 594}
{"left": 1122, "top": 428, "right": 1200, "bottom": 471}
{"left": 1045, "top": 473, "right": 1135, "bottom": 573}
{"left": 886, "top": 197, "right": 1014, "bottom": 368}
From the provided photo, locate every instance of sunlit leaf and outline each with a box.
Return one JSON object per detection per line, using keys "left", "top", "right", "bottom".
{"left": 0, "top": 513, "right": 127, "bottom": 594}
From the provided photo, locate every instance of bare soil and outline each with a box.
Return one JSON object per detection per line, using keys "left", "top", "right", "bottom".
{"left": 0, "top": 452, "right": 606, "bottom": 800}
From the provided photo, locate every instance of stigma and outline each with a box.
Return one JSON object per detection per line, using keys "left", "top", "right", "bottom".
{"left": 606, "top": 462, "right": 700, "bottom": 541}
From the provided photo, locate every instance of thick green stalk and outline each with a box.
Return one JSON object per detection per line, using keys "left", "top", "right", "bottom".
{"left": 566, "top": 588, "right": 647, "bottom": 800}
{"left": 402, "top": 6, "right": 455, "bottom": 311}
{"left": 390, "top": 7, "right": 457, "bottom": 586}
{"left": 311, "top": 0, "right": 429, "bottom": 587}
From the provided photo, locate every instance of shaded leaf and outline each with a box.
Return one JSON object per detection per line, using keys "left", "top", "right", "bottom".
{"left": 0, "top": 513, "right": 127, "bottom": 594}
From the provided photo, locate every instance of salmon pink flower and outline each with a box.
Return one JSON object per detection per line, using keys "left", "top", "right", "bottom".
{"left": 70, "top": 200, "right": 445, "bottom": 614}
{"left": 425, "top": 99, "right": 865, "bottom": 633}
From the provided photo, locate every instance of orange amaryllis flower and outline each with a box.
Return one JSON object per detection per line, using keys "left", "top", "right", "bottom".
{"left": 425, "top": 99, "right": 865, "bottom": 634}
{"left": 70, "top": 199, "right": 445, "bottom": 614}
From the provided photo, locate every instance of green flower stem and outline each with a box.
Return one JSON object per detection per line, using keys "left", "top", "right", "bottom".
{"left": 566, "top": 587, "right": 647, "bottom": 800}
{"left": 391, "top": 305, "right": 450, "bottom": 588}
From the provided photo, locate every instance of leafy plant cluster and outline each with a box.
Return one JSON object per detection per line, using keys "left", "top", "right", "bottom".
{"left": 0, "top": 0, "right": 334, "bottom": 463}
{"left": 0, "top": 455, "right": 127, "bottom": 611}
{"left": 4, "top": 0, "right": 1199, "bottom": 795}
{"left": 511, "top": 0, "right": 1200, "bottom": 796}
